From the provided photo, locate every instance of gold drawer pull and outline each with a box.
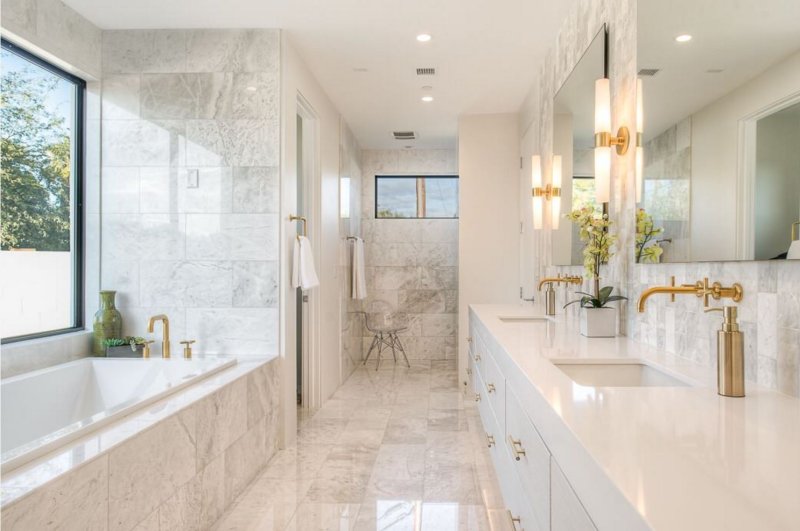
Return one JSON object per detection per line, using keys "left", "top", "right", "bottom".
{"left": 486, "top": 383, "right": 496, "bottom": 393}
{"left": 508, "top": 436, "right": 526, "bottom": 461}
{"left": 467, "top": 336, "right": 473, "bottom": 343}
{"left": 474, "top": 393, "right": 481, "bottom": 402}
{"left": 507, "top": 510, "right": 522, "bottom": 531}
{"left": 475, "top": 354, "right": 482, "bottom": 362}
{"left": 466, "top": 368, "right": 472, "bottom": 376}
{"left": 486, "top": 433, "right": 495, "bottom": 447}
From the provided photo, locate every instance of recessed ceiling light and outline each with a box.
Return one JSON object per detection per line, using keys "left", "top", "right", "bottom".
{"left": 675, "top": 34, "right": 692, "bottom": 43}
{"left": 416, "top": 34, "right": 432, "bottom": 43}
{"left": 421, "top": 95, "right": 434, "bottom": 103}
{"left": 245, "top": 86, "right": 258, "bottom": 92}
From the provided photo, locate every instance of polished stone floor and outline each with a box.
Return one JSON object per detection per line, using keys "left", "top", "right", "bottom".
{"left": 213, "top": 360, "right": 509, "bottom": 530}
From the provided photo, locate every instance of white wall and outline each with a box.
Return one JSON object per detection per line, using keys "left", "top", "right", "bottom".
{"left": 280, "top": 35, "right": 352, "bottom": 445}
{"left": 458, "top": 113, "right": 521, "bottom": 380}
{"left": 691, "top": 50, "right": 800, "bottom": 261}
{"left": 755, "top": 109, "right": 800, "bottom": 259}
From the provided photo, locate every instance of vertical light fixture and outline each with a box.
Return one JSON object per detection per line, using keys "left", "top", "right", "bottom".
{"left": 594, "top": 78, "right": 629, "bottom": 204}
{"left": 551, "top": 155, "right": 562, "bottom": 229}
{"left": 635, "top": 78, "right": 644, "bottom": 204}
{"left": 531, "top": 155, "right": 543, "bottom": 230}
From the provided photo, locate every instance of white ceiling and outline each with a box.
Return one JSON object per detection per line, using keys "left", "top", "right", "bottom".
{"left": 638, "top": 0, "right": 800, "bottom": 141}
{"left": 62, "top": 0, "right": 576, "bottom": 149}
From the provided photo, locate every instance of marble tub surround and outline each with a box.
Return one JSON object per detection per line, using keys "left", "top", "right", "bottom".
{"left": 214, "top": 359, "right": 508, "bottom": 530}
{"left": 1, "top": 358, "right": 280, "bottom": 531}
{"left": 358, "top": 149, "right": 459, "bottom": 362}
{"left": 100, "top": 29, "right": 281, "bottom": 359}
{"left": 470, "top": 303, "right": 800, "bottom": 531}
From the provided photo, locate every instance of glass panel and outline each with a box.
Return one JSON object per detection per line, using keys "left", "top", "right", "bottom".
{"left": 376, "top": 177, "right": 418, "bottom": 218}
{"left": 424, "top": 178, "right": 458, "bottom": 218}
{"left": 1, "top": 44, "right": 80, "bottom": 338}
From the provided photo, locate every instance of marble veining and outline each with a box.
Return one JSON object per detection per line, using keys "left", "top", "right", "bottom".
{"left": 214, "top": 360, "right": 504, "bottom": 530}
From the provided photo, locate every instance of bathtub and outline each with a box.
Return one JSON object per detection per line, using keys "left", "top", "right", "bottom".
{"left": 1, "top": 356, "right": 236, "bottom": 473}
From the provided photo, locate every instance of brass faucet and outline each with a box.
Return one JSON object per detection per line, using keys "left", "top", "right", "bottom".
{"left": 637, "top": 277, "right": 743, "bottom": 313}
{"left": 147, "top": 314, "right": 171, "bottom": 358}
{"left": 537, "top": 275, "right": 582, "bottom": 315}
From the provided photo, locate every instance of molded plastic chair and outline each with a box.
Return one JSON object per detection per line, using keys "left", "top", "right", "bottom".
{"left": 358, "top": 300, "right": 411, "bottom": 370}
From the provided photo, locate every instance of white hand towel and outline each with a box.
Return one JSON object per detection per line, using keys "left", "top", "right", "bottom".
{"left": 292, "top": 236, "right": 320, "bottom": 290}
{"left": 351, "top": 237, "right": 367, "bottom": 300}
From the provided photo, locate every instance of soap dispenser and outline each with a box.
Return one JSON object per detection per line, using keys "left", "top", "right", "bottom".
{"left": 704, "top": 305, "right": 745, "bottom": 397}
{"left": 544, "top": 282, "right": 556, "bottom": 316}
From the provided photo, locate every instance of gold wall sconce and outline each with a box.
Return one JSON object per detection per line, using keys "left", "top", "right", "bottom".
{"left": 531, "top": 155, "right": 562, "bottom": 230}
{"left": 594, "top": 78, "right": 630, "bottom": 204}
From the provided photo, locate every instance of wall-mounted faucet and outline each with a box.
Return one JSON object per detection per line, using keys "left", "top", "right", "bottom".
{"left": 537, "top": 275, "right": 582, "bottom": 315}
{"left": 147, "top": 314, "right": 170, "bottom": 358}
{"left": 637, "top": 277, "right": 745, "bottom": 397}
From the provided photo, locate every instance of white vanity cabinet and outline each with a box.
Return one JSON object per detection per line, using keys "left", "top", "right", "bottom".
{"left": 468, "top": 313, "right": 598, "bottom": 531}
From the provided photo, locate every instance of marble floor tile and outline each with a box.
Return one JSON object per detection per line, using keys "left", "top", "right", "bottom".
{"left": 215, "top": 364, "right": 505, "bottom": 530}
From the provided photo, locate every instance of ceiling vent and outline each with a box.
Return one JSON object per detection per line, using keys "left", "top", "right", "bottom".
{"left": 638, "top": 68, "right": 660, "bottom": 77}
{"left": 416, "top": 67, "right": 436, "bottom": 76}
{"left": 393, "top": 131, "right": 416, "bottom": 141}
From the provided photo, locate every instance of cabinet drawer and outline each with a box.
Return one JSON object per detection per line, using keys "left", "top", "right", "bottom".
{"left": 480, "top": 348, "right": 505, "bottom": 429}
{"left": 551, "top": 460, "right": 597, "bottom": 531}
{"left": 473, "top": 365, "right": 496, "bottom": 432}
{"left": 506, "top": 387, "right": 550, "bottom": 531}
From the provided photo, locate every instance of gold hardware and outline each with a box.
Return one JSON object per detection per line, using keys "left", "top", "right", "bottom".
{"left": 595, "top": 126, "right": 630, "bottom": 155}
{"left": 466, "top": 368, "right": 472, "bottom": 376}
{"left": 508, "top": 436, "right": 526, "bottom": 460}
{"left": 506, "top": 511, "right": 522, "bottom": 531}
{"left": 474, "top": 393, "right": 481, "bottom": 402}
{"left": 142, "top": 340, "right": 155, "bottom": 359}
{"left": 467, "top": 336, "right": 473, "bottom": 343}
{"left": 637, "top": 278, "right": 743, "bottom": 313}
{"left": 792, "top": 221, "right": 800, "bottom": 241}
{"left": 537, "top": 275, "right": 581, "bottom": 291}
{"left": 147, "top": 314, "right": 170, "bottom": 358}
{"left": 486, "top": 383, "right": 496, "bottom": 393}
{"left": 486, "top": 433, "right": 495, "bottom": 448}
{"left": 705, "top": 306, "right": 745, "bottom": 397}
{"left": 180, "top": 340, "right": 195, "bottom": 359}
{"left": 475, "top": 354, "right": 481, "bottom": 362}
{"left": 532, "top": 182, "right": 561, "bottom": 201}
{"left": 289, "top": 215, "right": 307, "bottom": 240}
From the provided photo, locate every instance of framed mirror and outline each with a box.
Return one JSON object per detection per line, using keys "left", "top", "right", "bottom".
{"left": 551, "top": 26, "right": 607, "bottom": 266}
{"left": 636, "top": 0, "right": 800, "bottom": 263}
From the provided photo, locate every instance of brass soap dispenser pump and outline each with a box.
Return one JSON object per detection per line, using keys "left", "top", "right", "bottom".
{"left": 704, "top": 305, "right": 745, "bottom": 397}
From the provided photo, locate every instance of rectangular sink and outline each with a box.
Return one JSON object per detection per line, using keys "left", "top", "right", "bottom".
{"left": 498, "top": 316, "right": 550, "bottom": 323}
{"left": 551, "top": 360, "right": 690, "bottom": 387}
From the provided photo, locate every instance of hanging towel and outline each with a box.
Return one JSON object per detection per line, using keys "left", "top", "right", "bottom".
{"left": 292, "top": 235, "right": 320, "bottom": 290}
{"left": 351, "top": 237, "right": 367, "bottom": 300}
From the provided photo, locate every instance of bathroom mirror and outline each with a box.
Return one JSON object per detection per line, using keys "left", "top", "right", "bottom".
{"left": 552, "top": 27, "right": 606, "bottom": 266}
{"left": 636, "top": 0, "right": 800, "bottom": 262}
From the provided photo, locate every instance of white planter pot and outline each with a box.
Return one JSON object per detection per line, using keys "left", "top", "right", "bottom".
{"left": 580, "top": 307, "right": 617, "bottom": 338}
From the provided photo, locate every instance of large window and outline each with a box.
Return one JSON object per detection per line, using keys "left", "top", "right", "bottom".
{"left": 375, "top": 175, "right": 458, "bottom": 219}
{"left": 1, "top": 39, "right": 85, "bottom": 342}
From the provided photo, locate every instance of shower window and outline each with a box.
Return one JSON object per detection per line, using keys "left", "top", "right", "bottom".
{"left": 375, "top": 175, "right": 459, "bottom": 219}
{"left": 1, "top": 39, "right": 85, "bottom": 342}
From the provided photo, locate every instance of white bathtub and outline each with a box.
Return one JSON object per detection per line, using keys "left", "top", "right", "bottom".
{"left": 1, "top": 357, "right": 236, "bottom": 473}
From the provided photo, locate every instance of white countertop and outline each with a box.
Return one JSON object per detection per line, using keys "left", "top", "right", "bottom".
{"left": 470, "top": 304, "right": 800, "bottom": 531}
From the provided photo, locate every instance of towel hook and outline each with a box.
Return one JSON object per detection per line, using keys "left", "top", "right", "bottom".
{"left": 290, "top": 215, "right": 307, "bottom": 238}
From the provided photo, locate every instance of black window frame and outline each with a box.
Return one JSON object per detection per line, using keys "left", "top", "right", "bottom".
{"left": 374, "top": 175, "right": 459, "bottom": 219}
{"left": 1, "top": 38, "right": 86, "bottom": 344}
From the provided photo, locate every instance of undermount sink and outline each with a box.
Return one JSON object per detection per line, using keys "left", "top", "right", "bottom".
{"left": 551, "top": 359, "right": 690, "bottom": 387}
{"left": 498, "top": 316, "right": 550, "bottom": 323}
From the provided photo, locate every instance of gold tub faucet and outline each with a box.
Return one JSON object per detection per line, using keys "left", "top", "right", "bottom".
{"left": 147, "top": 314, "right": 171, "bottom": 358}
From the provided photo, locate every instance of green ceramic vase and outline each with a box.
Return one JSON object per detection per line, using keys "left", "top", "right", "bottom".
{"left": 93, "top": 290, "right": 123, "bottom": 356}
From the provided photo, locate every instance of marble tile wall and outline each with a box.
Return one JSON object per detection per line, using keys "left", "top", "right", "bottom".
{"left": 531, "top": 0, "right": 800, "bottom": 395}
{"left": 359, "top": 150, "right": 459, "bottom": 361}
{"left": 100, "top": 29, "right": 281, "bottom": 359}
{"left": 340, "top": 124, "right": 365, "bottom": 378}
{"left": 0, "top": 360, "right": 280, "bottom": 531}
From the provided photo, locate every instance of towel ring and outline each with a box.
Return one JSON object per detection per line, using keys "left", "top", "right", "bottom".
{"left": 290, "top": 215, "right": 307, "bottom": 238}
